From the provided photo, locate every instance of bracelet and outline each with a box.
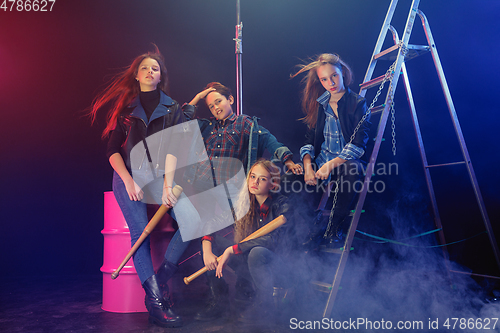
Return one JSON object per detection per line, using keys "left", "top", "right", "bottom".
{"left": 164, "top": 185, "right": 172, "bottom": 189}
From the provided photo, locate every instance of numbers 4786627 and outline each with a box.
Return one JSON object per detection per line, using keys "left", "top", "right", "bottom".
{"left": 443, "top": 317, "right": 498, "bottom": 330}
{"left": 1, "top": 0, "right": 56, "bottom": 12}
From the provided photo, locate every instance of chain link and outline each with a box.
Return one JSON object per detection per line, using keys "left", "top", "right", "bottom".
{"left": 388, "top": 42, "right": 408, "bottom": 156}
{"left": 391, "top": 101, "right": 396, "bottom": 155}
{"left": 324, "top": 176, "right": 341, "bottom": 237}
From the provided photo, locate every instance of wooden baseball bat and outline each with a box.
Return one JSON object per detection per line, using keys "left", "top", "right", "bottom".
{"left": 111, "top": 185, "right": 183, "bottom": 280}
{"left": 183, "top": 214, "right": 287, "bottom": 285}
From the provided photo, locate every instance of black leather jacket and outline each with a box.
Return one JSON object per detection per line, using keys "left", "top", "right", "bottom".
{"left": 109, "top": 92, "right": 196, "bottom": 172}
{"left": 237, "top": 194, "right": 295, "bottom": 255}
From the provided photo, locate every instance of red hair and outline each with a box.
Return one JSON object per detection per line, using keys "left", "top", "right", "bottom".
{"left": 89, "top": 45, "right": 169, "bottom": 138}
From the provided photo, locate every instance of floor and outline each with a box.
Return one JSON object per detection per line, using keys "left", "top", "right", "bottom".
{"left": 0, "top": 263, "right": 319, "bottom": 333}
{"left": 2, "top": 253, "right": 500, "bottom": 333}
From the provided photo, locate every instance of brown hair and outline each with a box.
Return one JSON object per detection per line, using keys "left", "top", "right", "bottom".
{"left": 291, "top": 53, "right": 353, "bottom": 128}
{"left": 89, "top": 45, "right": 169, "bottom": 138}
{"left": 234, "top": 159, "right": 281, "bottom": 243}
{"left": 204, "top": 82, "right": 233, "bottom": 101}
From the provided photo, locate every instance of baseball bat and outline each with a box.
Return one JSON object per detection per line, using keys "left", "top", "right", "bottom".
{"left": 183, "top": 214, "right": 287, "bottom": 285}
{"left": 111, "top": 185, "right": 183, "bottom": 279}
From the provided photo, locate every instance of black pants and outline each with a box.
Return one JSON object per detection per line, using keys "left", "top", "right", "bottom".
{"left": 201, "top": 231, "right": 249, "bottom": 279}
{"left": 202, "top": 233, "right": 293, "bottom": 298}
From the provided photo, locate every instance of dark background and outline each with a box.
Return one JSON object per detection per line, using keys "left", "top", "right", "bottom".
{"left": 1, "top": 0, "right": 499, "bottom": 281}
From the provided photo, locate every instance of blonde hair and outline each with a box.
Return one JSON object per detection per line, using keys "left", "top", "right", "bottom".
{"left": 291, "top": 53, "right": 353, "bottom": 128}
{"left": 234, "top": 159, "right": 281, "bottom": 243}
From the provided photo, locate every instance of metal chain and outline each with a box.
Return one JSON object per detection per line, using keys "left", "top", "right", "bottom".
{"left": 324, "top": 42, "right": 408, "bottom": 237}
{"left": 391, "top": 101, "right": 396, "bottom": 155}
{"left": 324, "top": 176, "right": 341, "bottom": 237}
{"left": 347, "top": 55, "right": 398, "bottom": 145}
{"left": 387, "top": 42, "right": 408, "bottom": 156}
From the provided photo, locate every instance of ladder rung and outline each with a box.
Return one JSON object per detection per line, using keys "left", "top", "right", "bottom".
{"left": 360, "top": 75, "right": 386, "bottom": 90}
{"left": 349, "top": 209, "right": 365, "bottom": 216}
{"left": 318, "top": 246, "right": 344, "bottom": 254}
{"left": 311, "top": 280, "right": 333, "bottom": 293}
{"left": 374, "top": 44, "right": 400, "bottom": 60}
{"left": 406, "top": 45, "right": 431, "bottom": 60}
{"left": 322, "top": 209, "right": 364, "bottom": 217}
{"left": 426, "top": 161, "right": 467, "bottom": 168}
{"left": 370, "top": 104, "right": 386, "bottom": 114}
{"left": 375, "top": 44, "right": 431, "bottom": 61}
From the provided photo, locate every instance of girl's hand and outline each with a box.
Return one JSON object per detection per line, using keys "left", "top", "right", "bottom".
{"left": 284, "top": 160, "right": 303, "bottom": 175}
{"left": 304, "top": 165, "right": 317, "bottom": 186}
{"left": 162, "top": 186, "right": 178, "bottom": 208}
{"left": 315, "top": 158, "right": 346, "bottom": 180}
{"left": 203, "top": 251, "right": 219, "bottom": 271}
{"left": 315, "top": 160, "right": 334, "bottom": 180}
{"left": 124, "top": 178, "right": 143, "bottom": 201}
{"left": 216, "top": 246, "right": 234, "bottom": 278}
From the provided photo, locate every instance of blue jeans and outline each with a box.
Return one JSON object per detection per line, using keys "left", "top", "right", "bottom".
{"left": 163, "top": 228, "right": 191, "bottom": 265}
{"left": 112, "top": 172, "right": 192, "bottom": 283}
{"left": 163, "top": 178, "right": 241, "bottom": 266}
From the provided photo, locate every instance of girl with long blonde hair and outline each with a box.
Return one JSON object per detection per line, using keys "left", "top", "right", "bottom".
{"left": 200, "top": 159, "right": 295, "bottom": 323}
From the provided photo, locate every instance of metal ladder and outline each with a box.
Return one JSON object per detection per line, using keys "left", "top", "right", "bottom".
{"left": 312, "top": 0, "right": 500, "bottom": 318}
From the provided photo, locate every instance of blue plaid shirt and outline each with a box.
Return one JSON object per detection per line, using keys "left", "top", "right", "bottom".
{"left": 300, "top": 90, "right": 365, "bottom": 167}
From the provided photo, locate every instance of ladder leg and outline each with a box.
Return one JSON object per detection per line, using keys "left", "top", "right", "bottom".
{"left": 400, "top": 62, "right": 452, "bottom": 265}
{"left": 388, "top": 26, "right": 451, "bottom": 265}
{"left": 417, "top": 10, "right": 500, "bottom": 269}
{"left": 360, "top": 0, "right": 400, "bottom": 98}
{"left": 322, "top": 222, "right": 354, "bottom": 317}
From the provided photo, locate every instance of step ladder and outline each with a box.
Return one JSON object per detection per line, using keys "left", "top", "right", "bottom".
{"left": 312, "top": 0, "right": 500, "bottom": 318}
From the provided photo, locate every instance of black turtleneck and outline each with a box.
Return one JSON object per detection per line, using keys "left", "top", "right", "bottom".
{"left": 140, "top": 89, "right": 160, "bottom": 121}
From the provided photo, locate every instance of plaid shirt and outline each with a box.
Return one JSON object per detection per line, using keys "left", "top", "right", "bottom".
{"left": 257, "top": 195, "right": 271, "bottom": 223}
{"left": 300, "top": 90, "right": 364, "bottom": 167}
{"left": 232, "top": 195, "right": 272, "bottom": 255}
{"left": 196, "top": 113, "right": 253, "bottom": 184}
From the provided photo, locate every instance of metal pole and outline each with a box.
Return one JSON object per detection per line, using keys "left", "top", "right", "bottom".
{"left": 234, "top": 0, "right": 243, "bottom": 115}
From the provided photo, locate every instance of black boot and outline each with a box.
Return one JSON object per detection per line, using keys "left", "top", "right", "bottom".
{"left": 156, "top": 260, "right": 178, "bottom": 307}
{"left": 234, "top": 276, "right": 255, "bottom": 305}
{"left": 239, "top": 292, "right": 275, "bottom": 324}
{"left": 142, "top": 275, "right": 183, "bottom": 328}
{"left": 321, "top": 228, "right": 344, "bottom": 248}
{"left": 321, "top": 218, "right": 348, "bottom": 248}
{"left": 194, "top": 275, "right": 229, "bottom": 321}
{"left": 302, "top": 211, "right": 327, "bottom": 250}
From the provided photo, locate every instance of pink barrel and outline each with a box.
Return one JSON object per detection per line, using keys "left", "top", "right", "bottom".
{"left": 101, "top": 191, "right": 175, "bottom": 313}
